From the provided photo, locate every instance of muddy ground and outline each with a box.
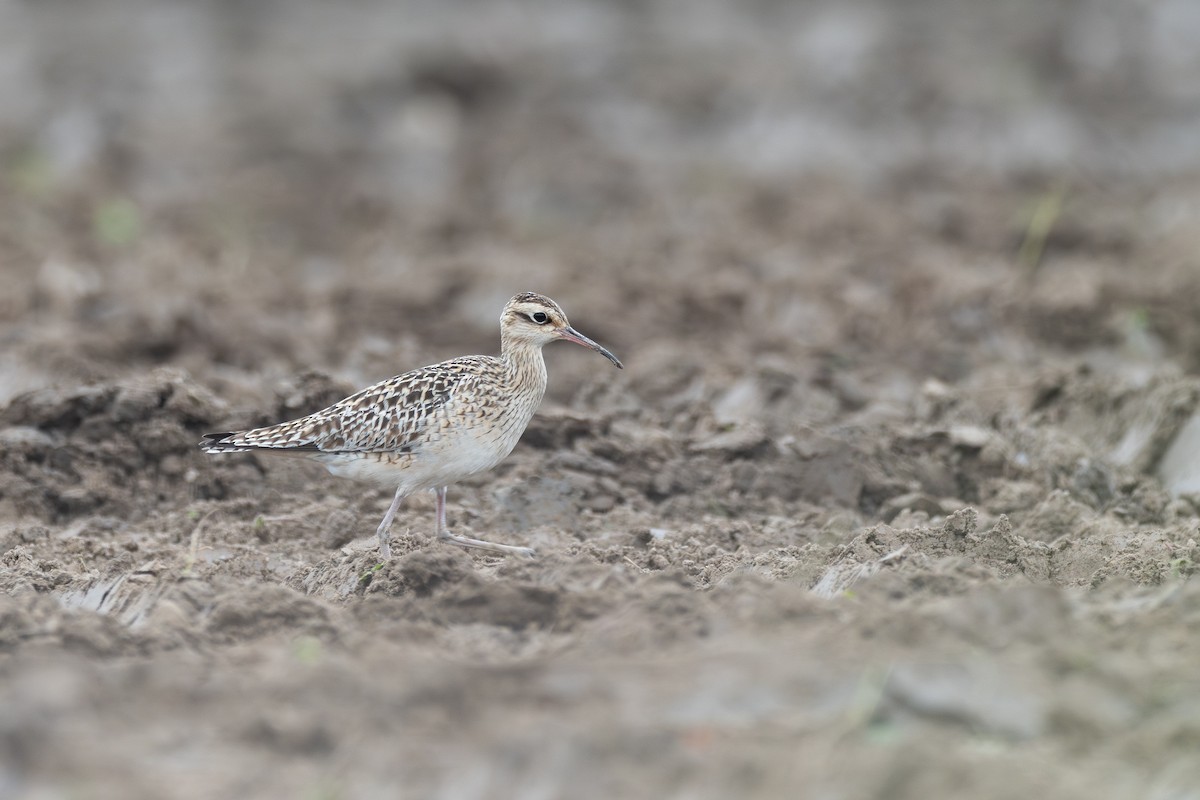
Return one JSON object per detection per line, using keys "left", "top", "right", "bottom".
{"left": 4, "top": 2, "right": 1200, "bottom": 798}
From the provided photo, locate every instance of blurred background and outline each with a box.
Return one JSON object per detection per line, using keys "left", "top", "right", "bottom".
{"left": 4, "top": 0, "right": 1200, "bottom": 404}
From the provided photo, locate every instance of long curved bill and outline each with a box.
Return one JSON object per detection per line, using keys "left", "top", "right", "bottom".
{"left": 558, "top": 326, "right": 623, "bottom": 369}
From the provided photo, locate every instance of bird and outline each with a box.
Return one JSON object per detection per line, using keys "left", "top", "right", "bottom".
{"left": 200, "top": 292, "right": 622, "bottom": 559}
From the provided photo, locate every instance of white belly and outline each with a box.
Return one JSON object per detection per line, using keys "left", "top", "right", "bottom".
{"left": 317, "top": 397, "right": 536, "bottom": 492}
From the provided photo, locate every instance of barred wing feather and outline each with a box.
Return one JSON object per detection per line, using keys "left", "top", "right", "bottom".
{"left": 200, "top": 359, "right": 493, "bottom": 455}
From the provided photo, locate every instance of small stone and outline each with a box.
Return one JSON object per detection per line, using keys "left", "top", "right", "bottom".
{"left": 949, "top": 424, "right": 992, "bottom": 450}
{"left": 880, "top": 492, "right": 943, "bottom": 522}
{"left": 712, "top": 377, "right": 762, "bottom": 427}
{"left": 689, "top": 423, "right": 768, "bottom": 456}
{"left": 0, "top": 426, "right": 55, "bottom": 450}
{"left": 586, "top": 494, "right": 615, "bottom": 513}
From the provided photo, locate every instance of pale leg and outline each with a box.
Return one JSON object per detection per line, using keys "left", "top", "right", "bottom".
{"left": 435, "top": 486, "right": 535, "bottom": 558}
{"left": 375, "top": 486, "right": 406, "bottom": 559}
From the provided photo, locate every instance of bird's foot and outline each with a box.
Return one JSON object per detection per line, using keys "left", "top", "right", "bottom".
{"left": 439, "top": 530, "right": 535, "bottom": 558}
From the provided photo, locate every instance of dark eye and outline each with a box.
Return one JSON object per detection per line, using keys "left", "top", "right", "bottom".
{"left": 531, "top": 311, "right": 549, "bottom": 324}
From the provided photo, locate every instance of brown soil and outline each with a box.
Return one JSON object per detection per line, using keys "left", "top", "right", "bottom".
{"left": 4, "top": 3, "right": 1200, "bottom": 799}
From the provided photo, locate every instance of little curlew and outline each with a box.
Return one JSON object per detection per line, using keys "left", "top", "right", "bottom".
{"left": 200, "top": 292, "right": 621, "bottom": 559}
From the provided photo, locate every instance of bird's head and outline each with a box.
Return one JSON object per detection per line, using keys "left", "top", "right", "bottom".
{"left": 500, "top": 292, "right": 623, "bottom": 368}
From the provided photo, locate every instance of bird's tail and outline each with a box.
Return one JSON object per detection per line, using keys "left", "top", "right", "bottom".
{"left": 199, "top": 422, "right": 324, "bottom": 454}
{"left": 199, "top": 431, "right": 257, "bottom": 453}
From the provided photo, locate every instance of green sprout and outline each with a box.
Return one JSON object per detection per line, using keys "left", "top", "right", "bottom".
{"left": 93, "top": 197, "right": 141, "bottom": 247}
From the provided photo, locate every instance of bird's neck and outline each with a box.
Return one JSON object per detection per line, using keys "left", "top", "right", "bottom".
{"left": 500, "top": 335, "right": 548, "bottom": 398}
